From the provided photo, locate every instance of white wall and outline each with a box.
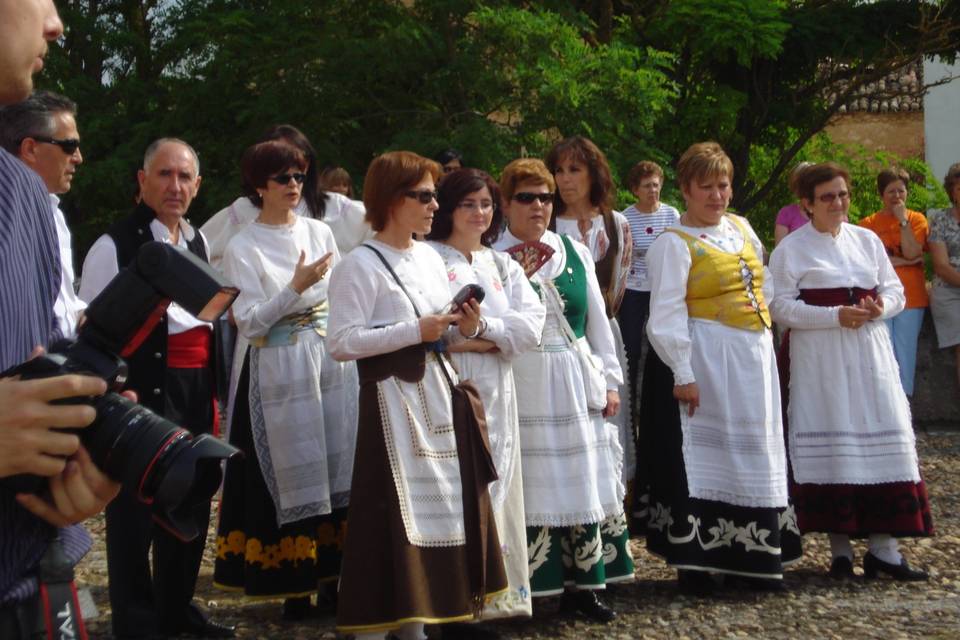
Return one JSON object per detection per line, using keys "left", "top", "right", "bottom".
{"left": 924, "top": 57, "right": 960, "bottom": 185}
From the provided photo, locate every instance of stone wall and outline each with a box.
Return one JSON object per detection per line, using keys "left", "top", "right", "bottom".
{"left": 913, "top": 310, "right": 960, "bottom": 427}
{"left": 824, "top": 111, "right": 925, "bottom": 160}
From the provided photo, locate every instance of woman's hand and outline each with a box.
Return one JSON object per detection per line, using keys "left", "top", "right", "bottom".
{"left": 602, "top": 390, "right": 620, "bottom": 418}
{"left": 838, "top": 305, "right": 872, "bottom": 329}
{"left": 447, "top": 339, "right": 499, "bottom": 354}
{"left": 457, "top": 298, "right": 482, "bottom": 338}
{"left": 419, "top": 314, "right": 461, "bottom": 342}
{"left": 673, "top": 383, "right": 699, "bottom": 417}
{"left": 858, "top": 296, "right": 885, "bottom": 320}
{"left": 889, "top": 256, "right": 923, "bottom": 267}
{"left": 891, "top": 202, "right": 908, "bottom": 223}
{"left": 290, "top": 250, "right": 333, "bottom": 294}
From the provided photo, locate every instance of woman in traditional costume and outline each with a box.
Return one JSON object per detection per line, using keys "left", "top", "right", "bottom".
{"left": 640, "top": 141, "right": 800, "bottom": 595}
{"left": 202, "top": 125, "right": 370, "bottom": 452}
{"left": 493, "top": 158, "right": 631, "bottom": 623}
{"left": 547, "top": 136, "right": 635, "bottom": 498}
{"left": 213, "top": 140, "right": 360, "bottom": 618}
{"left": 328, "top": 151, "right": 508, "bottom": 640}
{"left": 426, "top": 168, "right": 545, "bottom": 623}
{"left": 770, "top": 162, "right": 932, "bottom": 580}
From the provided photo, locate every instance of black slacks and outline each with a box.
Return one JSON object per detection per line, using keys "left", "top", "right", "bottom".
{"left": 106, "top": 366, "right": 214, "bottom": 636}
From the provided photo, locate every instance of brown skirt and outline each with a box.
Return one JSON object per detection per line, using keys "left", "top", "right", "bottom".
{"left": 336, "top": 344, "right": 507, "bottom": 633}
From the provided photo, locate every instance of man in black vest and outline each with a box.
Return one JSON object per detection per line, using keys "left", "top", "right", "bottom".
{"left": 78, "top": 138, "right": 233, "bottom": 639}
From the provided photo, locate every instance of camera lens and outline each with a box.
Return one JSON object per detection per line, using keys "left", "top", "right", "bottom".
{"left": 83, "top": 393, "right": 239, "bottom": 540}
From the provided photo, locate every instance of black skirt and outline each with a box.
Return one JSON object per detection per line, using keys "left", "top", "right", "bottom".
{"left": 637, "top": 348, "right": 803, "bottom": 578}
{"left": 213, "top": 351, "right": 347, "bottom": 598}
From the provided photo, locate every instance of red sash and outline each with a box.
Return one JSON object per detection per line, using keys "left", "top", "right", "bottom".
{"left": 167, "top": 326, "right": 212, "bottom": 368}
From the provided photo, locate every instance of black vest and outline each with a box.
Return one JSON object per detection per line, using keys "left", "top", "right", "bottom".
{"left": 106, "top": 203, "right": 211, "bottom": 414}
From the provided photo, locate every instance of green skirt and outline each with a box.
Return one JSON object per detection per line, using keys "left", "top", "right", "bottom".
{"left": 527, "top": 512, "right": 634, "bottom": 596}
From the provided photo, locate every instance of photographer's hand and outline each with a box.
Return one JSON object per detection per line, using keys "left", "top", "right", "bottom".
{"left": 0, "top": 372, "right": 107, "bottom": 478}
{"left": 15, "top": 446, "right": 120, "bottom": 527}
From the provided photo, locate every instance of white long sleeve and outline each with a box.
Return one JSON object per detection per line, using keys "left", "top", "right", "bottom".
{"left": 326, "top": 240, "right": 452, "bottom": 361}
{"left": 426, "top": 242, "right": 545, "bottom": 360}
{"left": 645, "top": 231, "right": 696, "bottom": 384}
{"left": 769, "top": 222, "right": 905, "bottom": 330}
{"left": 484, "top": 254, "right": 545, "bottom": 359}
{"left": 573, "top": 239, "right": 623, "bottom": 388}
{"left": 323, "top": 192, "right": 373, "bottom": 255}
{"left": 221, "top": 217, "right": 339, "bottom": 339}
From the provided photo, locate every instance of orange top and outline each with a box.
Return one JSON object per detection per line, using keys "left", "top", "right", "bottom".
{"left": 858, "top": 209, "right": 929, "bottom": 308}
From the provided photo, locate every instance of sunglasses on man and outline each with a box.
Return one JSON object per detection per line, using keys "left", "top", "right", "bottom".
{"left": 30, "top": 136, "right": 81, "bottom": 155}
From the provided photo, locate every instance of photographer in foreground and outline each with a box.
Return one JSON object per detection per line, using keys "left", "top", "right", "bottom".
{"left": 0, "top": 1, "right": 122, "bottom": 637}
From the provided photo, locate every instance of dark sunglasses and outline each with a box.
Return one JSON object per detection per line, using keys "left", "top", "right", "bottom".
{"left": 269, "top": 172, "right": 307, "bottom": 185}
{"left": 513, "top": 191, "right": 554, "bottom": 204}
{"left": 31, "top": 136, "right": 81, "bottom": 155}
{"left": 404, "top": 189, "right": 438, "bottom": 204}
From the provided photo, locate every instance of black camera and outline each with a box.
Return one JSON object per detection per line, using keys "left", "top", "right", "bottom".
{"left": 2, "top": 242, "right": 241, "bottom": 541}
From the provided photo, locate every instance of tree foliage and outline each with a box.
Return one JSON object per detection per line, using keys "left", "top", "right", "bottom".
{"left": 36, "top": 0, "right": 960, "bottom": 253}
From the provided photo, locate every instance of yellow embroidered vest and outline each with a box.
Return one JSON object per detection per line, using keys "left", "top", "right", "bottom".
{"left": 667, "top": 215, "right": 772, "bottom": 331}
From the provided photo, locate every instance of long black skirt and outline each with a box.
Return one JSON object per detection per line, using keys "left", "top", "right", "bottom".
{"left": 213, "top": 351, "right": 347, "bottom": 598}
{"left": 637, "top": 349, "right": 802, "bottom": 578}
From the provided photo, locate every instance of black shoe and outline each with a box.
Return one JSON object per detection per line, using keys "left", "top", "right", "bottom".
{"left": 829, "top": 556, "right": 855, "bottom": 579}
{"left": 440, "top": 621, "right": 503, "bottom": 639}
{"left": 559, "top": 590, "right": 617, "bottom": 623}
{"left": 863, "top": 552, "right": 928, "bottom": 581}
{"left": 159, "top": 607, "right": 236, "bottom": 638}
{"left": 677, "top": 569, "right": 715, "bottom": 596}
{"left": 726, "top": 575, "right": 787, "bottom": 592}
{"left": 282, "top": 596, "right": 315, "bottom": 621}
{"left": 315, "top": 581, "right": 338, "bottom": 613}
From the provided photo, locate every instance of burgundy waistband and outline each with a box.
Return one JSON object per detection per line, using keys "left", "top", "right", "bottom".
{"left": 798, "top": 287, "right": 878, "bottom": 307}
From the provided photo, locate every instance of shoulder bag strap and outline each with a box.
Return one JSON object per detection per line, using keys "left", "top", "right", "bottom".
{"left": 362, "top": 243, "right": 422, "bottom": 318}
{"left": 362, "top": 243, "right": 458, "bottom": 386}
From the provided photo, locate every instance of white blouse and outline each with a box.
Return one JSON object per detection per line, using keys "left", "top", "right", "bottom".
{"left": 769, "top": 222, "right": 905, "bottom": 327}
{"left": 221, "top": 217, "right": 340, "bottom": 339}
{"left": 326, "top": 239, "right": 454, "bottom": 361}
{"left": 645, "top": 214, "right": 767, "bottom": 385}
{"left": 493, "top": 229, "right": 622, "bottom": 389}
{"left": 426, "top": 242, "right": 545, "bottom": 359}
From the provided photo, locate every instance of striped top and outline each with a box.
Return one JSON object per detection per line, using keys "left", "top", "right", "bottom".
{"left": 622, "top": 202, "right": 680, "bottom": 291}
{"left": 0, "top": 147, "right": 90, "bottom": 604}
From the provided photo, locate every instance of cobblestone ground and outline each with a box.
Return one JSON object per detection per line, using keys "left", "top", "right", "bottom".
{"left": 77, "top": 432, "right": 960, "bottom": 639}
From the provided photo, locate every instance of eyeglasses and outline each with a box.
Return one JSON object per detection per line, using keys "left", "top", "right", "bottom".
{"left": 269, "top": 172, "right": 306, "bottom": 185}
{"left": 404, "top": 189, "right": 438, "bottom": 204}
{"left": 31, "top": 136, "right": 81, "bottom": 155}
{"left": 457, "top": 200, "right": 494, "bottom": 212}
{"left": 513, "top": 192, "right": 553, "bottom": 204}
{"left": 817, "top": 190, "right": 850, "bottom": 204}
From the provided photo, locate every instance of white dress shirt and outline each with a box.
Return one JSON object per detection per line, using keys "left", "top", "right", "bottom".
{"left": 50, "top": 194, "right": 86, "bottom": 338}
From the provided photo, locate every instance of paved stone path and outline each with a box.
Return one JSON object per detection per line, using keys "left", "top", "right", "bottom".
{"left": 76, "top": 432, "right": 960, "bottom": 639}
